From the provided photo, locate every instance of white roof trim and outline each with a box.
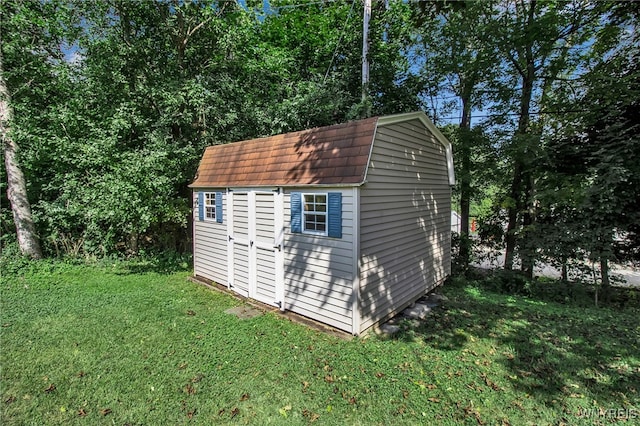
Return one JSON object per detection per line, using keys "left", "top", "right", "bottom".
{"left": 376, "top": 111, "right": 456, "bottom": 186}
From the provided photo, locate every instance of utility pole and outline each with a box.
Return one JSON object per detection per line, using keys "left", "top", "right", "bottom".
{"left": 361, "top": 0, "right": 371, "bottom": 101}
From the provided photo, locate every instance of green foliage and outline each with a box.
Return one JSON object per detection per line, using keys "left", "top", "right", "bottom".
{"left": 2, "top": 0, "right": 637, "bottom": 278}
{"left": 534, "top": 6, "right": 640, "bottom": 270}
{"left": 2, "top": 0, "right": 421, "bottom": 257}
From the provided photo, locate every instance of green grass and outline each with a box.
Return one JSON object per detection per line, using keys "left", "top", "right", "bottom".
{"left": 1, "top": 261, "right": 639, "bottom": 425}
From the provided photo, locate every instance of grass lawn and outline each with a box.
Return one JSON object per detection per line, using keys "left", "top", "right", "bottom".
{"left": 1, "top": 260, "right": 639, "bottom": 425}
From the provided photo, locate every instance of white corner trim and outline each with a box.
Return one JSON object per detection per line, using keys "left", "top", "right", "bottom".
{"left": 351, "top": 186, "right": 361, "bottom": 335}
{"left": 376, "top": 111, "right": 456, "bottom": 186}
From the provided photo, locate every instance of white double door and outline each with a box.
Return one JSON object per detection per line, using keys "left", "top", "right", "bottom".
{"left": 227, "top": 189, "right": 284, "bottom": 309}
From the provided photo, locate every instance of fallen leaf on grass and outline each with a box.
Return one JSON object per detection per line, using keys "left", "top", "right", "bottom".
{"left": 324, "top": 375, "right": 335, "bottom": 383}
{"left": 77, "top": 371, "right": 85, "bottom": 378}
{"left": 375, "top": 372, "right": 385, "bottom": 378}
{"left": 302, "top": 381, "right": 310, "bottom": 392}
{"left": 302, "top": 409, "right": 320, "bottom": 422}
{"left": 77, "top": 408, "right": 87, "bottom": 417}
{"left": 240, "top": 393, "right": 249, "bottom": 401}
{"left": 231, "top": 407, "right": 239, "bottom": 418}
{"left": 462, "top": 403, "right": 484, "bottom": 425}
{"left": 428, "top": 397, "right": 441, "bottom": 403}
{"left": 218, "top": 409, "right": 225, "bottom": 416}
{"left": 402, "top": 390, "right": 409, "bottom": 399}
{"left": 511, "top": 400, "right": 524, "bottom": 410}
{"left": 44, "top": 384, "right": 56, "bottom": 393}
{"left": 100, "top": 408, "right": 112, "bottom": 416}
{"left": 5, "top": 395, "right": 16, "bottom": 404}
{"left": 481, "top": 374, "right": 502, "bottom": 391}
{"left": 187, "top": 310, "right": 196, "bottom": 316}
{"left": 187, "top": 409, "right": 196, "bottom": 419}
{"left": 191, "top": 374, "right": 204, "bottom": 383}
{"left": 349, "top": 397, "right": 357, "bottom": 405}
{"left": 185, "top": 384, "right": 196, "bottom": 395}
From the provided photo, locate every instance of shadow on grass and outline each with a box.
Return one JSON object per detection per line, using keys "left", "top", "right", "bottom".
{"left": 396, "top": 278, "right": 640, "bottom": 408}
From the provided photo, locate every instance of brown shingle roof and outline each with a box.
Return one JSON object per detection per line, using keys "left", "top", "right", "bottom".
{"left": 190, "top": 117, "right": 378, "bottom": 188}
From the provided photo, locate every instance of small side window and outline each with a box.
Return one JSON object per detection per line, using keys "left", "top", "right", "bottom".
{"left": 204, "top": 192, "right": 216, "bottom": 221}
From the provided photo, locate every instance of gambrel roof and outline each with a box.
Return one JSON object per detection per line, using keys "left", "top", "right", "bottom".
{"left": 190, "top": 112, "right": 454, "bottom": 188}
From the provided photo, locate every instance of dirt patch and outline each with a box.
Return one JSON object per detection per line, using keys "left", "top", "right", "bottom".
{"left": 224, "top": 306, "right": 263, "bottom": 319}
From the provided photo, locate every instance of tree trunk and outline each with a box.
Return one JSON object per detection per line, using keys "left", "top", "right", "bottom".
{"left": 600, "top": 256, "right": 611, "bottom": 304}
{"left": 1, "top": 56, "right": 42, "bottom": 259}
{"left": 504, "top": 3, "right": 536, "bottom": 272}
{"left": 458, "top": 90, "right": 472, "bottom": 268}
{"left": 521, "top": 172, "right": 535, "bottom": 280}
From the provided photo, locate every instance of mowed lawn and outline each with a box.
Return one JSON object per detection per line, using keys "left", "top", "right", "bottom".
{"left": 1, "top": 261, "right": 639, "bottom": 425}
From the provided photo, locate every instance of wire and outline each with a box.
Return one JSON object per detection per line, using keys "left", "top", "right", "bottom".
{"left": 323, "top": 0, "right": 356, "bottom": 83}
{"left": 435, "top": 109, "right": 594, "bottom": 122}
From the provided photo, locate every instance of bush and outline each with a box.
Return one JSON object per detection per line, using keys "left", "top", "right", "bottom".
{"left": 0, "top": 240, "right": 32, "bottom": 276}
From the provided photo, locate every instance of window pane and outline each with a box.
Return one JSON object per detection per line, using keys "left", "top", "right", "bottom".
{"left": 302, "top": 193, "right": 327, "bottom": 234}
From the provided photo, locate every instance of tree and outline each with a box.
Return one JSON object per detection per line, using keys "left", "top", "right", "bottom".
{"left": 1, "top": 53, "right": 41, "bottom": 259}
{"left": 538, "top": 3, "right": 639, "bottom": 297}
{"left": 414, "top": 0, "right": 498, "bottom": 268}
{"left": 488, "top": 0, "right": 605, "bottom": 278}
{"left": 0, "top": 0, "right": 75, "bottom": 258}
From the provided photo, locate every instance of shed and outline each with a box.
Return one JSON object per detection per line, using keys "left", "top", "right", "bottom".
{"left": 190, "top": 111, "right": 455, "bottom": 335}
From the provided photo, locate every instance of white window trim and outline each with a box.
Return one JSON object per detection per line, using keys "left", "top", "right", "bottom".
{"left": 302, "top": 192, "right": 328, "bottom": 236}
{"left": 203, "top": 192, "right": 217, "bottom": 221}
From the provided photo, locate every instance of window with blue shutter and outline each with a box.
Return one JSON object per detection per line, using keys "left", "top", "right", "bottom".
{"left": 291, "top": 192, "right": 342, "bottom": 238}
{"left": 197, "top": 192, "right": 223, "bottom": 223}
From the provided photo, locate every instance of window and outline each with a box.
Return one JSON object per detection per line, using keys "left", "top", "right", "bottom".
{"left": 290, "top": 191, "right": 341, "bottom": 238}
{"left": 204, "top": 192, "right": 216, "bottom": 220}
{"left": 303, "top": 193, "right": 327, "bottom": 235}
{"left": 196, "top": 192, "right": 223, "bottom": 223}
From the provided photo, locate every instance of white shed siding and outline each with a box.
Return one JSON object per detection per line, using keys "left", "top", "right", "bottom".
{"left": 359, "top": 120, "right": 451, "bottom": 332}
{"left": 193, "top": 190, "right": 228, "bottom": 285}
{"left": 283, "top": 189, "right": 355, "bottom": 333}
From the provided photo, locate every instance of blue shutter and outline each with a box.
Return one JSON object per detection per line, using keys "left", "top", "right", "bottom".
{"left": 197, "top": 192, "right": 204, "bottom": 221}
{"left": 327, "top": 192, "right": 342, "bottom": 238}
{"left": 215, "top": 192, "right": 223, "bottom": 223}
{"left": 290, "top": 192, "right": 302, "bottom": 233}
